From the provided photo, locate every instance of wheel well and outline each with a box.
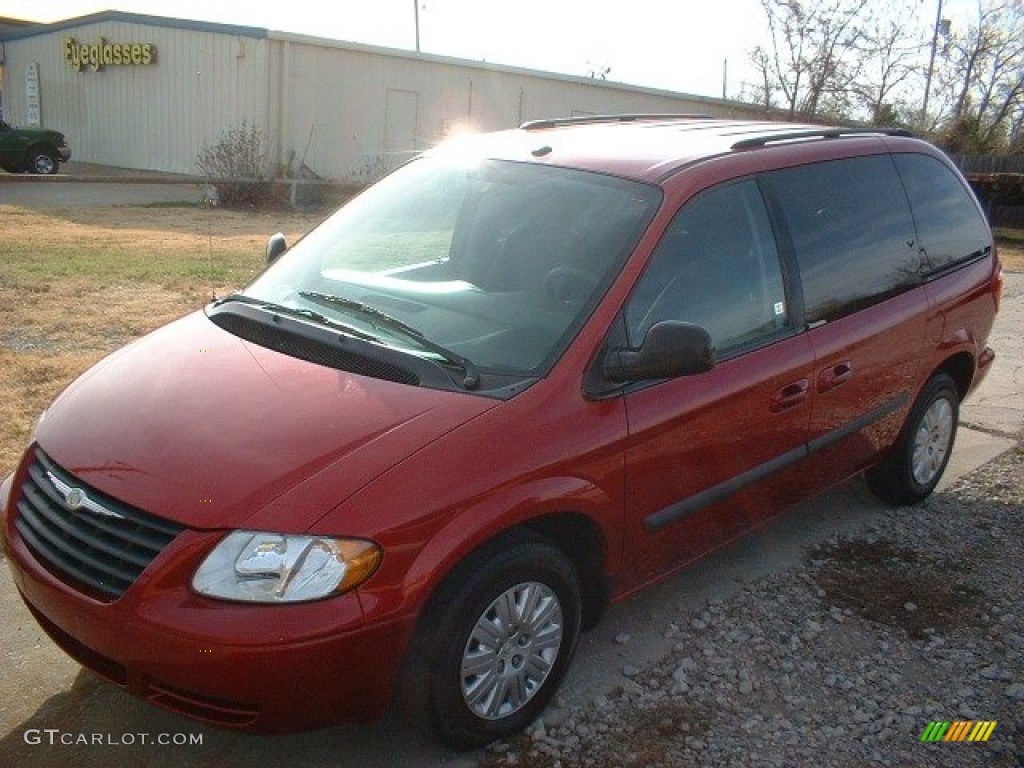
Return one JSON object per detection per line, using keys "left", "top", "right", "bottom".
{"left": 413, "top": 514, "right": 611, "bottom": 635}
{"left": 936, "top": 352, "right": 974, "bottom": 401}
{"left": 27, "top": 143, "right": 57, "bottom": 157}
{"left": 521, "top": 513, "right": 610, "bottom": 631}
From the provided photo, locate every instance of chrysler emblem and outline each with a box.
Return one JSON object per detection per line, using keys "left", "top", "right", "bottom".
{"left": 46, "top": 471, "right": 125, "bottom": 520}
{"left": 64, "top": 487, "right": 85, "bottom": 510}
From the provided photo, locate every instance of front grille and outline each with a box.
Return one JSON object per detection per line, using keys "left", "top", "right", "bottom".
{"left": 14, "top": 448, "right": 185, "bottom": 601}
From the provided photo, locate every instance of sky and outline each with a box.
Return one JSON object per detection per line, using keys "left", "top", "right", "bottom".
{"left": 2, "top": 0, "right": 774, "bottom": 99}
{"left": 2, "top": 1, "right": 983, "bottom": 101}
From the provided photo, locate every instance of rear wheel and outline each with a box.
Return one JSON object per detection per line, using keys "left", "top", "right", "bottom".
{"left": 866, "top": 372, "right": 959, "bottom": 505}
{"left": 401, "top": 530, "right": 581, "bottom": 751}
{"left": 27, "top": 147, "right": 58, "bottom": 175}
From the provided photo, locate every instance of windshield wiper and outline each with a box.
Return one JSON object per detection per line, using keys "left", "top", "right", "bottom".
{"left": 212, "top": 293, "right": 380, "bottom": 343}
{"left": 299, "top": 290, "right": 480, "bottom": 390}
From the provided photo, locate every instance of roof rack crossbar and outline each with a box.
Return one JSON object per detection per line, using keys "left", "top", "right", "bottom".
{"left": 520, "top": 113, "right": 712, "bottom": 130}
{"left": 730, "top": 127, "right": 913, "bottom": 150}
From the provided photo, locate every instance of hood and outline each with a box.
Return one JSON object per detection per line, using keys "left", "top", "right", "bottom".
{"left": 7, "top": 125, "right": 65, "bottom": 142}
{"left": 35, "top": 311, "right": 496, "bottom": 531}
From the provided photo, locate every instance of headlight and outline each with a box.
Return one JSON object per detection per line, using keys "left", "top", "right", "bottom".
{"left": 192, "top": 531, "right": 382, "bottom": 603}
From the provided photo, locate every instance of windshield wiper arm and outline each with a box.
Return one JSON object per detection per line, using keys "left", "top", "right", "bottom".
{"left": 299, "top": 290, "right": 480, "bottom": 390}
{"left": 212, "top": 293, "right": 380, "bottom": 343}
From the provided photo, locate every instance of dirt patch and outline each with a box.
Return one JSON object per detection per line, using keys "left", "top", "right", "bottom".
{"left": 1000, "top": 242, "right": 1024, "bottom": 271}
{"left": 808, "top": 538, "right": 984, "bottom": 640}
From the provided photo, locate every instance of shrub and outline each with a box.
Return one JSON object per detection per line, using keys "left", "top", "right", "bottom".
{"left": 195, "top": 121, "right": 274, "bottom": 209}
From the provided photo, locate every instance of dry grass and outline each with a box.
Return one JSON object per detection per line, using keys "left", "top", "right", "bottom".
{"left": 0, "top": 203, "right": 322, "bottom": 474}
{"left": 1, "top": 206, "right": 1021, "bottom": 477}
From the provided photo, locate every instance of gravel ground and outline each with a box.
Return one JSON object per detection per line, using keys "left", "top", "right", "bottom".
{"left": 479, "top": 445, "right": 1024, "bottom": 768}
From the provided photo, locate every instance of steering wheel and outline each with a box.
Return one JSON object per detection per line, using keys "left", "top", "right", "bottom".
{"left": 544, "top": 266, "right": 600, "bottom": 303}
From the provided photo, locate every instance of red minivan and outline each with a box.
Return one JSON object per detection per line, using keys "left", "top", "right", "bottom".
{"left": 1, "top": 117, "right": 1001, "bottom": 749}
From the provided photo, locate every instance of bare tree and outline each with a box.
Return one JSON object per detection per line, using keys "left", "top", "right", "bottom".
{"left": 746, "top": 0, "right": 1024, "bottom": 147}
{"left": 1011, "top": 103, "right": 1024, "bottom": 150}
{"left": 750, "top": 0, "right": 870, "bottom": 120}
{"left": 747, "top": 46, "right": 779, "bottom": 112}
{"left": 938, "top": 1, "right": 1024, "bottom": 151}
{"left": 853, "top": 2, "right": 927, "bottom": 125}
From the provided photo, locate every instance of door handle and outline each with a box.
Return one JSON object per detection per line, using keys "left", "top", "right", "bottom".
{"left": 818, "top": 361, "right": 853, "bottom": 392}
{"left": 770, "top": 379, "right": 810, "bottom": 412}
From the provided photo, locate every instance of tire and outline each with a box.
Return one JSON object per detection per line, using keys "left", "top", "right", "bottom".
{"left": 27, "top": 148, "right": 58, "bottom": 175}
{"left": 866, "top": 372, "right": 959, "bottom": 505}
{"left": 400, "top": 530, "right": 582, "bottom": 751}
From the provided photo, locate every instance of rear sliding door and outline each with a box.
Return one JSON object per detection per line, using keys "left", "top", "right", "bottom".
{"left": 761, "top": 155, "right": 928, "bottom": 485}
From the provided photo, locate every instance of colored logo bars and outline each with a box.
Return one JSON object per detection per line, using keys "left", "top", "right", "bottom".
{"left": 920, "top": 720, "right": 997, "bottom": 742}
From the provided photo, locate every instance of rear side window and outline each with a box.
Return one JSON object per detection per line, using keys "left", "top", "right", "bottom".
{"left": 624, "top": 179, "right": 788, "bottom": 355}
{"left": 893, "top": 153, "right": 992, "bottom": 276}
{"left": 763, "top": 156, "right": 919, "bottom": 325}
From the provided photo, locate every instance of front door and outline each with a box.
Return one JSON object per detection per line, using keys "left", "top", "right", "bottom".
{"left": 618, "top": 178, "right": 815, "bottom": 591}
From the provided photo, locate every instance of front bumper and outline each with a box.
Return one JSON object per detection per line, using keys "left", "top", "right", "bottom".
{"left": 58, "top": 146, "right": 72, "bottom": 162}
{"left": 4, "top": 520, "right": 414, "bottom": 732}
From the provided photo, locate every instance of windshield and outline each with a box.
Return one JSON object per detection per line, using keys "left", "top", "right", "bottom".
{"left": 241, "top": 156, "right": 660, "bottom": 380}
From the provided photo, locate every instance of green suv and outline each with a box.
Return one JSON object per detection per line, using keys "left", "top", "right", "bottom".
{"left": 0, "top": 119, "right": 71, "bottom": 174}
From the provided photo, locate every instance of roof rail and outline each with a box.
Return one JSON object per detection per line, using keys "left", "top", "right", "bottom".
{"left": 731, "top": 127, "right": 913, "bottom": 150}
{"left": 520, "top": 114, "right": 712, "bottom": 130}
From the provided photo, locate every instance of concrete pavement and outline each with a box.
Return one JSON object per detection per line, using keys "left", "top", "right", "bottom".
{"left": 0, "top": 162, "right": 206, "bottom": 208}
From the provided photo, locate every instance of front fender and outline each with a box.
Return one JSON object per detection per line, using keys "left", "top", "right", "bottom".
{"left": 354, "top": 472, "right": 622, "bottom": 626}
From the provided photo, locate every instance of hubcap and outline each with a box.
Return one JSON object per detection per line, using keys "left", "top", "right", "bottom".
{"left": 911, "top": 397, "right": 954, "bottom": 486}
{"left": 461, "top": 581, "right": 563, "bottom": 720}
{"left": 33, "top": 156, "right": 55, "bottom": 174}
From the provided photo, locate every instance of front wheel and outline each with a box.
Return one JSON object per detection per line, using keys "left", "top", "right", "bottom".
{"left": 866, "top": 372, "right": 959, "bottom": 505}
{"left": 400, "top": 530, "right": 581, "bottom": 751}
{"left": 27, "top": 148, "right": 58, "bottom": 175}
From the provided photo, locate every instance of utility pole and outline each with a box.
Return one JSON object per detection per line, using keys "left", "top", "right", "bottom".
{"left": 920, "top": 0, "right": 944, "bottom": 127}
{"left": 414, "top": 0, "right": 421, "bottom": 52}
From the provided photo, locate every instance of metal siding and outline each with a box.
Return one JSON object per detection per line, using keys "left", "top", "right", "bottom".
{"left": 2, "top": 21, "right": 269, "bottom": 173}
{"left": 2, "top": 16, "right": 769, "bottom": 179}
{"left": 275, "top": 45, "right": 768, "bottom": 183}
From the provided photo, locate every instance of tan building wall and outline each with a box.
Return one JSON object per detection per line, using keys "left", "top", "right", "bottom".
{"left": 2, "top": 14, "right": 269, "bottom": 173}
{"left": 1, "top": 12, "right": 770, "bottom": 181}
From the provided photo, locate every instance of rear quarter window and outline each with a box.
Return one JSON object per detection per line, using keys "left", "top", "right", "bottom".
{"left": 762, "top": 155, "right": 920, "bottom": 325}
{"left": 892, "top": 153, "right": 992, "bottom": 276}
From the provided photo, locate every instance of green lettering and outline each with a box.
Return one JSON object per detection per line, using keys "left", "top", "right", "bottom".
{"left": 142, "top": 43, "right": 154, "bottom": 65}
{"left": 131, "top": 44, "right": 142, "bottom": 65}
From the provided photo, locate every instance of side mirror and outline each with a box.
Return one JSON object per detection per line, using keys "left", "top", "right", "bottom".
{"left": 603, "top": 321, "right": 715, "bottom": 382}
{"left": 266, "top": 232, "right": 288, "bottom": 265}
